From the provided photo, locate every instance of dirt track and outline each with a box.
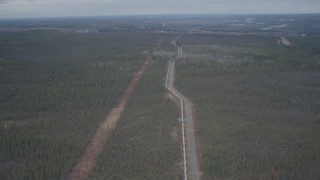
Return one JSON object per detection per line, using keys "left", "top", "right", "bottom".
{"left": 166, "top": 45, "right": 202, "bottom": 180}
{"left": 67, "top": 40, "right": 162, "bottom": 180}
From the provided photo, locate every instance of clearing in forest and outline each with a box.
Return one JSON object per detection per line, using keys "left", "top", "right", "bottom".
{"left": 67, "top": 40, "right": 162, "bottom": 180}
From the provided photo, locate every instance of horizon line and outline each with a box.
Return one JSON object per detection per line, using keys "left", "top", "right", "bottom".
{"left": 1, "top": 12, "right": 319, "bottom": 20}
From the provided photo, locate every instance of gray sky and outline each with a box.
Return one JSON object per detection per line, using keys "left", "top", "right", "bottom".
{"left": 0, "top": 0, "right": 320, "bottom": 18}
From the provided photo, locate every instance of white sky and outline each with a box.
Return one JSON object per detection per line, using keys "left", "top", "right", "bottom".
{"left": 0, "top": 0, "right": 319, "bottom": 18}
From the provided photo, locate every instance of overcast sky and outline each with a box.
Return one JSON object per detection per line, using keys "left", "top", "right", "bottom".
{"left": 0, "top": 0, "right": 319, "bottom": 18}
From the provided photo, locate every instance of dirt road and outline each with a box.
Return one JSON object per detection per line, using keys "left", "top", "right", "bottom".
{"left": 67, "top": 40, "right": 162, "bottom": 180}
{"left": 166, "top": 45, "right": 201, "bottom": 180}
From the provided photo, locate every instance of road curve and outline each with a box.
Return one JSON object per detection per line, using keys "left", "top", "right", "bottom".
{"left": 166, "top": 45, "right": 200, "bottom": 180}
